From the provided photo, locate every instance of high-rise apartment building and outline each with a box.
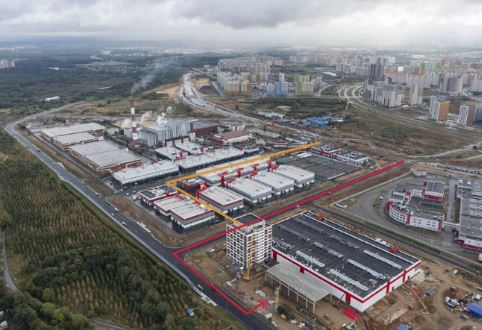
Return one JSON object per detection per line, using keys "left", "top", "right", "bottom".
{"left": 429, "top": 96, "right": 450, "bottom": 121}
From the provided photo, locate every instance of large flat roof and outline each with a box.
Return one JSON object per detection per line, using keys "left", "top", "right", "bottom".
{"left": 69, "top": 140, "right": 118, "bottom": 156}
{"left": 70, "top": 141, "right": 140, "bottom": 169}
{"left": 267, "top": 263, "right": 329, "bottom": 302}
{"left": 112, "top": 161, "right": 178, "bottom": 184}
{"left": 229, "top": 178, "right": 272, "bottom": 198}
{"left": 154, "top": 196, "right": 190, "bottom": 212}
{"left": 273, "top": 212, "right": 419, "bottom": 298}
{"left": 273, "top": 165, "right": 315, "bottom": 182}
{"left": 42, "top": 123, "right": 105, "bottom": 138}
{"left": 252, "top": 172, "right": 295, "bottom": 190}
{"left": 199, "top": 186, "right": 244, "bottom": 206}
{"left": 425, "top": 181, "right": 445, "bottom": 194}
{"left": 458, "top": 179, "right": 482, "bottom": 239}
{"left": 53, "top": 132, "right": 98, "bottom": 145}
{"left": 171, "top": 203, "right": 212, "bottom": 220}
{"left": 174, "top": 141, "right": 203, "bottom": 154}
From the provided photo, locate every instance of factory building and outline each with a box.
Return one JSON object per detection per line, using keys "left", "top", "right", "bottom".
{"left": 175, "top": 147, "right": 245, "bottom": 172}
{"left": 156, "top": 145, "right": 184, "bottom": 161}
{"left": 41, "top": 123, "right": 105, "bottom": 142}
{"left": 154, "top": 196, "right": 191, "bottom": 217}
{"left": 251, "top": 171, "right": 295, "bottom": 196}
{"left": 170, "top": 203, "right": 215, "bottom": 232}
{"left": 138, "top": 185, "right": 177, "bottom": 206}
{"left": 335, "top": 151, "right": 369, "bottom": 166}
{"left": 189, "top": 121, "right": 218, "bottom": 137}
{"left": 226, "top": 216, "right": 272, "bottom": 270}
{"left": 213, "top": 130, "right": 253, "bottom": 146}
{"left": 272, "top": 212, "right": 421, "bottom": 312}
{"left": 112, "top": 161, "right": 178, "bottom": 186}
{"left": 455, "top": 179, "right": 482, "bottom": 251}
{"left": 198, "top": 158, "right": 272, "bottom": 185}
{"left": 227, "top": 177, "right": 273, "bottom": 206}
{"left": 174, "top": 141, "right": 204, "bottom": 155}
{"left": 52, "top": 132, "right": 99, "bottom": 150}
{"left": 385, "top": 181, "right": 445, "bottom": 232}
{"left": 124, "top": 119, "right": 190, "bottom": 147}
{"left": 273, "top": 165, "right": 315, "bottom": 188}
{"left": 68, "top": 141, "right": 141, "bottom": 175}
{"left": 198, "top": 186, "right": 244, "bottom": 214}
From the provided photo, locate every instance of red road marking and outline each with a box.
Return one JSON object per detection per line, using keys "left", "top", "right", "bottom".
{"left": 172, "top": 160, "right": 405, "bottom": 315}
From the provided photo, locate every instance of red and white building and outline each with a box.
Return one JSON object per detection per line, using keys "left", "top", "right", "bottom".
{"left": 198, "top": 186, "right": 244, "bottom": 214}
{"left": 138, "top": 185, "right": 178, "bottom": 206}
{"left": 213, "top": 130, "right": 253, "bottom": 146}
{"left": 271, "top": 212, "right": 421, "bottom": 312}
{"left": 385, "top": 181, "right": 445, "bottom": 232}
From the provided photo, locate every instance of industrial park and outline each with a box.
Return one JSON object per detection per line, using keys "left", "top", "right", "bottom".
{"left": 2, "top": 13, "right": 482, "bottom": 329}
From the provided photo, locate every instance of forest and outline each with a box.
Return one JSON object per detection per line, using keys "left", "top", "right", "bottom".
{"left": 0, "top": 129, "right": 238, "bottom": 329}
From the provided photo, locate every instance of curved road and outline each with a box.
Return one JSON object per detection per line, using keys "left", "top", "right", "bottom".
{"left": 4, "top": 109, "right": 270, "bottom": 329}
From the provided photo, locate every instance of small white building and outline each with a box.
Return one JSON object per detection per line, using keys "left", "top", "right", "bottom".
{"left": 170, "top": 203, "right": 215, "bottom": 232}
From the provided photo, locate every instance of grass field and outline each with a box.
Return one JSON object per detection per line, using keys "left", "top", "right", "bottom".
{"left": 0, "top": 129, "right": 242, "bottom": 330}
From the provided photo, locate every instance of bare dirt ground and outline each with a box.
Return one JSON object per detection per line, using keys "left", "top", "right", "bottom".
{"left": 154, "top": 83, "right": 179, "bottom": 99}
{"left": 365, "top": 259, "right": 482, "bottom": 330}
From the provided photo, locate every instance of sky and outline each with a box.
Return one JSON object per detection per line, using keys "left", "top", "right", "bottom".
{"left": 1, "top": 0, "right": 482, "bottom": 48}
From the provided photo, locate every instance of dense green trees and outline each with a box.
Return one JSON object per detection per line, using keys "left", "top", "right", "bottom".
{"left": 0, "top": 130, "right": 233, "bottom": 329}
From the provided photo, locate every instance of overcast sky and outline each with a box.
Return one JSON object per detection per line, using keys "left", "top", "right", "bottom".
{"left": 2, "top": 0, "right": 482, "bottom": 48}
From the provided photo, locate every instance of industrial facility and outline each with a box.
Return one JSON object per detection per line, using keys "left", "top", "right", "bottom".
{"left": 227, "top": 177, "right": 273, "bottom": 206}
{"left": 455, "top": 179, "right": 482, "bottom": 251}
{"left": 40, "top": 122, "right": 105, "bottom": 142}
{"left": 112, "top": 161, "right": 178, "bottom": 186}
{"left": 385, "top": 181, "right": 446, "bottom": 232}
{"left": 138, "top": 185, "right": 177, "bottom": 206}
{"left": 52, "top": 132, "right": 99, "bottom": 150}
{"left": 271, "top": 212, "right": 421, "bottom": 312}
{"left": 198, "top": 186, "right": 244, "bottom": 214}
{"left": 68, "top": 140, "right": 141, "bottom": 175}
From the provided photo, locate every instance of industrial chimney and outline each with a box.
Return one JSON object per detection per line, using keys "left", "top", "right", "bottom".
{"left": 129, "top": 99, "right": 139, "bottom": 148}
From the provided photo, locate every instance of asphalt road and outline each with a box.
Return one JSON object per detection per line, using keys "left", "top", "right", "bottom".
{"left": 5, "top": 114, "right": 270, "bottom": 329}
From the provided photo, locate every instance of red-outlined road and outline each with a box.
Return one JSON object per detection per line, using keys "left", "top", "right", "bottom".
{"left": 172, "top": 159, "right": 405, "bottom": 316}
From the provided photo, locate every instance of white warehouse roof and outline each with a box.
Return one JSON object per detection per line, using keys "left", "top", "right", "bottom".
{"left": 274, "top": 165, "right": 315, "bottom": 184}
{"left": 156, "top": 145, "right": 183, "bottom": 160}
{"left": 171, "top": 203, "right": 211, "bottom": 220}
{"left": 154, "top": 196, "right": 191, "bottom": 213}
{"left": 199, "top": 186, "right": 244, "bottom": 207}
{"left": 252, "top": 172, "right": 295, "bottom": 191}
{"left": 112, "top": 161, "right": 178, "bottom": 185}
{"left": 69, "top": 140, "right": 140, "bottom": 169}
{"left": 229, "top": 177, "right": 272, "bottom": 199}
{"left": 53, "top": 132, "right": 98, "bottom": 146}
{"left": 69, "top": 140, "right": 118, "bottom": 155}
{"left": 41, "top": 123, "right": 105, "bottom": 138}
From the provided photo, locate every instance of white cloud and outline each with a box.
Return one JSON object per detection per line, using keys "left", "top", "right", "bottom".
{"left": 0, "top": 0, "right": 482, "bottom": 47}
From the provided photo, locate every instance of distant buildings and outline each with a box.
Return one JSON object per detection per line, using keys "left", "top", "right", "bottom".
{"left": 429, "top": 96, "right": 450, "bottom": 121}
{"left": 294, "top": 75, "right": 314, "bottom": 96}
{"left": 0, "top": 59, "right": 15, "bottom": 70}
{"left": 458, "top": 104, "right": 476, "bottom": 127}
{"left": 440, "top": 73, "right": 463, "bottom": 95}
{"left": 367, "top": 81, "right": 405, "bottom": 107}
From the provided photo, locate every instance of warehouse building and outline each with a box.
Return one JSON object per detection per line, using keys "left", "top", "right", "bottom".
{"left": 198, "top": 186, "right": 244, "bottom": 214}
{"left": 112, "top": 161, "right": 178, "bottom": 186}
{"left": 156, "top": 145, "right": 184, "bottom": 161}
{"left": 69, "top": 141, "right": 141, "bottom": 175}
{"left": 213, "top": 130, "right": 253, "bottom": 146}
{"left": 272, "top": 212, "right": 420, "bottom": 312}
{"left": 226, "top": 215, "right": 272, "bottom": 270}
{"left": 41, "top": 123, "right": 105, "bottom": 141}
{"left": 252, "top": 171, "right": 295, "bottom": 196}
{"left": 171, "top": 203, "right": 215, "bottom": 232}
{"left": 227, "top": 177, "right": 273, "bottom": 206}
{"left": 52, "top": 132, "right": 99, "bottom": 150}
{"left": 273, "top": 165, "right": 315, "bottom": 188}
{"left": 174, "top": 141, "right": 204, "bottom": 155}
{"left": 336, "top": 151, "right": 369, "bottom": 166}
{"left": 153, "top": 196, "right": 191, "bottom": 217}
{"left": 198, "top": 157, "right": 273, "bottom": 185}
{"left": 455, "top": 179, "right": 482, "bottom": 251}
{"left": 138, "top": 185, "right": 177, "bottom": 206}
{"left": 175, "top": 147, "right": 245, "bottom": 172}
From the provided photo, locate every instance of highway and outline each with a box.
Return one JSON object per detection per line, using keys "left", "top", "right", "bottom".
{"left": 4, "top": 111, "right": 271, "bottom": 330}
